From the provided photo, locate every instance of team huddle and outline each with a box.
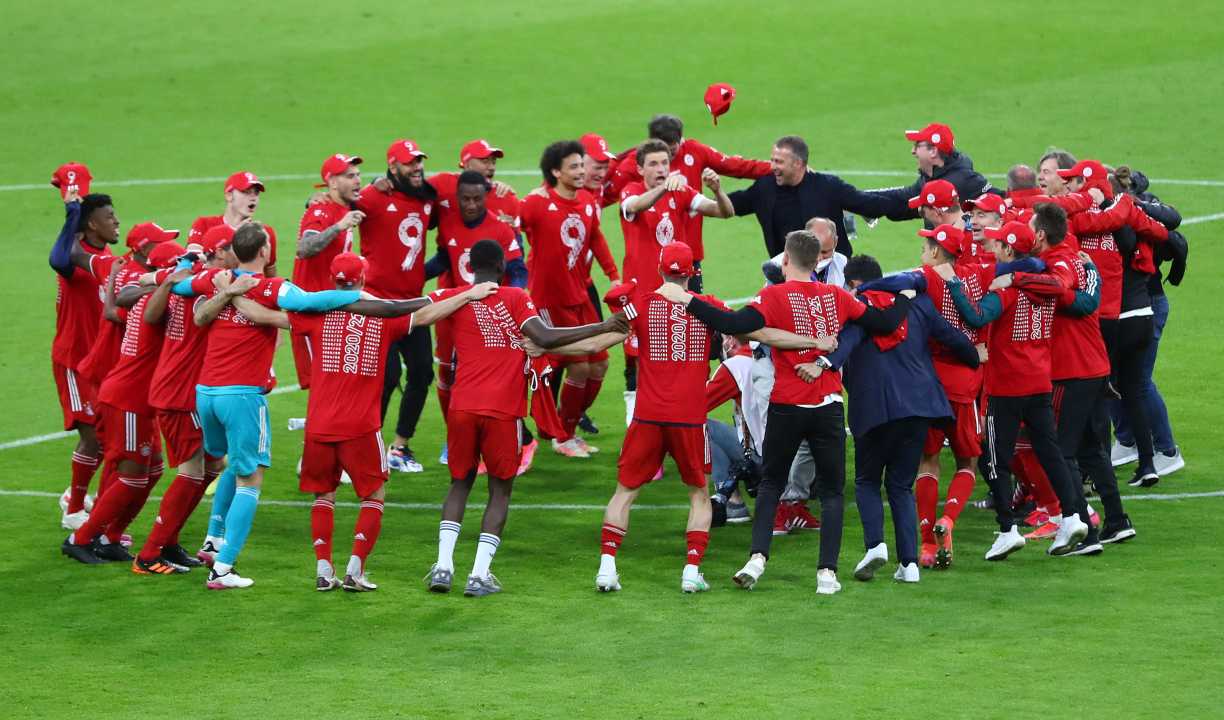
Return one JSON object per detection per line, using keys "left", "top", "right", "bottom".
{"left": 47, "top": 113, "right": 1189, "bottom": 595}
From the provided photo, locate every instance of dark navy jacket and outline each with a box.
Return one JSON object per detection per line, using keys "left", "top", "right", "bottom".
{"left": 826, "top": 294, "right": 979, "bottom": 438}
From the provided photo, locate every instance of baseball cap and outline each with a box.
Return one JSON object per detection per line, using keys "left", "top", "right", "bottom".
{"left": 580, "top": 133, "right": 616, "bottom": 163}
{"left": 904, "top": 123, "right": 955, "bottom": 154}
{"left": 603, "top": 279, "right": 638, "bottom": 312}
{"left": 704, "top": 83, "right": 737, "bottom": 125}
{"left": 201, "top": 224, "right": 236, "bottom": 256}
{"left": 51, "top": 162, "right": 92, "bottom": 200}
{"left": 316, "top": 153, "right": 363, "bottom": 187}
{"left": 659, "top": 242, "right": 696, "bottom": 277}
{"left": 460, "top": 139, "right": 504, "bottom": 166}
{"left": 330, "top": 252, "right": 369, "bottom": 285}
{"left": 147, "top": 241, "right": 187, "bottom": 269}
{"left": 1056, "top": 159, "right": 1112, "bottom": 196}
{"left": 387, "top": 139, "right": 428, "bottom": 164}
{"left": 984, "top": 221, "right": 1035, "bottom": 254}
{"left": 918, "top": 224, "right": 965, "bottom": 257}
{"left": 126, "top": 222, "right": 180, "bottom": 253}
{"left": 963, "top": 192, "right": 1006, "bottom": 215}
{"left": 225, "top": 171, "right": 265, "bottom": 193}
{"left": 908, "top": 179, "right": 959, "bottom": 210}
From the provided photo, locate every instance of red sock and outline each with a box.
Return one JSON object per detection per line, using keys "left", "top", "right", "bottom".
{"left": 311, "top": 498, "right": 335, "bottom": 562}
{"left": 68, "top": 452, "right": 99, "bottom": 513}
{"left": 104, "top": 469, "right": 160, "bottom": 542}
{"left": 559, "top": 379, "right": 588, "bottom": 437}
{"left": 351, "top": 499, "right": 384, "bottom": 567}
{"left": 582, "top": 376, "right": 604, "bottom": 413}
{"left": 915, "top": 473, "right": 939, "bottom": 543}
{"left": 600, "top": 523, "right": 625, "bottom": 556}
{"left": 137, "top": 473, "right": 202, "bottom": 560}
{"left": 72, "top": 474, "right": 146, "bottom": 545}
{"left": 685, "top": 530, "right": 710, "bottom": 567}
{"left": 1016, "top": 449, "right": 1060, "bottom": 515}
{"left": 942, "top": 469, "right": 975, "bottom": 522}
{"left": 167, "top": 469, "right": 215, "bottom": 546}
{"left": 97, "top": 461, "right": 117, "bottom": 497}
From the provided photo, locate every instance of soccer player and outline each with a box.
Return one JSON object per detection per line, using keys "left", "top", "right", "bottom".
{"left": 657, "top": 227, "right": 911, "bottom": 594}
{"left": 188, "top": 171, "right": 278, "bottom": 276}
{"left": 425, "top": 240, "right": 626, "bottom": 597}
{"left": 289, "top": 253, "right": 497, "bottom": 591}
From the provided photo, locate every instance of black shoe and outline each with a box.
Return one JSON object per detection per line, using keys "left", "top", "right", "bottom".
{"left": 711, "top": 499, "right": 728, "bottom": 528}
{"left": 92, "top": 541, "right": 134, "bottom": 563}
{"left": 61, "top": 537, "right": 105, "bottom": 565}
{"left": 577, "top": 413, "right": 599, "bottom": 435}
{"left": 1065, "top": 540, "right": 1104, "bottom": 556}
{"left": 161, "top": 543, "right": 204, "bottom": 568}
{"left": 1100, "top": 516, "right": 1137, "bottom": 544}
{"left": 1128, "top": 465, "right": 1159, "bottom": 488}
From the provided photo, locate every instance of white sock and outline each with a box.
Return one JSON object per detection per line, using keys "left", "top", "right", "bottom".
{"left": 471, "top": 533, "right": 500, "bottom": 578}
{"left": 97, "top": 534, "right": 112, "bottom": 546}
{"left": 205, "top": 534, "right": 224, "bottom": 548}
{"left": 437, "top": 521, "right": 460, "bottom": 572}
{"left": 317, "top": 559, "right": 334, "bottom": 578}
{"left": 683, "top": 563, "right": 700, "bottom": 580}
{"left": 599, "top": 553, "right": 617, "bottom": 576}
{"left": 345, "top": 555, "right": 362, "bottom": 578}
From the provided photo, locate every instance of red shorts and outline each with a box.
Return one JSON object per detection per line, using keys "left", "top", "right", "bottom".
{"left": 300, "top": 432, "right": 388, "bottom": 498}
{"left": 97, "top": 403, "right": 162, "bottom": 466}
{"left": 52, "top": 362, "right": 98, "bottom": 430}
{"left": 924, "top": 399, "right": 983, "bottom": 458}
{"left": 617, "top": 421, "right": 710, "bottom": 490}
{"left": 290, "top": 331, "right": 313, "bottom": 389}
{"left": 446, "top": 410, "right": 522, "bottom": 480}
{"left": 156, "top": 409, "right": 205, "bottom": 467}
{"left": 540, "top": 302, "right": 608, "bottom": 363}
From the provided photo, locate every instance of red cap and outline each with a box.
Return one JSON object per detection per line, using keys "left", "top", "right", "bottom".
{"left": 908, "top": 179, "right": 959, "bottom": 210}
{"left": 603, "top": 280, "right": 638, "bottom": 312}
{"left": 224, "top": 171, "right": 265, "bottom": 193}
{"left": 1004, "top": 206, "right": 1034, "bottom": 225}
{"left": 330, "top": 252, "right": 369, "bottom": 285}
{"left": 459, "top": 139, "right": 504, "bottom": 166}
{"left": 704, "top": 83, "right": 737, "bottom": 125}
{"left": 51, "top": 162, "right": 92, "bottom": 199}
{"left": 317, "top": 153, "right": 363, "bottom": 187}
{"left": 963, "top": 192, "right": 1005, "bottom": 215}
{"left": 1056, "top": 160, "right": 1112, "bottom": 196}
{"left": 387, "top": 139, "right": 428, "bottom": 164}
{"left": 147, "top": 241, "right": 187, "bottom": 270}
{"left": 126, "top": 222, "right": 180, "bottom": 253}
{"left": 659, "top": 242, "right": 696, "bottom": 277}
{"left": 201, "top": 224, "right": 236, "bottom": 256}
{"left": 918, "top": 224, "right": 965, "bottom": 257}
{"left": 580, "top": 133, "right": 616, "bottom": 163}
{"left": 984, "top": 221, "right": 1035, "bottom": 254}
{"left": 904, "top": 123, "right": 955, "bottom": 154}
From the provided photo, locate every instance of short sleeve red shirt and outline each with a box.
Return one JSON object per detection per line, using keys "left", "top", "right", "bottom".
{"left": 52, "top": 241, "right": 113, "bottom": 368}
{"left": 97, "top": 268, "right": 169, "bottom": 415}
{"left": 195, "top": 272, "right": 285, "bottom": 389}
{"left": 292, "top": 201, "right": 354, "bottom": 292}
{"left": 619, "top": 181, "right": 701, "bottom": 294}
{"left": 189, "top": 215, "right": 278, "bottom": 269}
{"left": 522, "top": 186, "right": 601, "bottom": 308}
{"left": 431, "top": 172, "right": 522, "bottom": 232}
{"left": 355, "top": 186, "right": 434, "bottom": 299}
{"left": 436, "top": 210, "right": 521, "bottom": 287}
{"left": 624, "top": 289, "right": 725, "bottom": 425}
{"left": 921, "top": 263, "right": 989, "bottom": 402}
{"left": 149, "top": 293, "right": 212, "bottom": 411}
{"left": 748, "top": 280, "right": 866, "bottom": 404}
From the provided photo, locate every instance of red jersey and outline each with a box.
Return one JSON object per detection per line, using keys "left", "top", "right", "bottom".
{"left": 748, "top": 280, "right": 866, "bottom": 404}
{"left": 293, "top": 200, "right": 354, "bottom": 292}
{"left": 431, "top": 172, "right": 522, "bottom": 232}
{"left": 981, "top": 287, "right": 1056, "bottom": 397}
{"left": 435, "top": 209, "right": 521, "bottom": 287}
{"left": 521, "top": 186, "right": 604, "bottom": 308}
{"left": 148, "top": 293, "right": 211, "bottom": 411}
{"left": 610, "top": 138, "right": 770, "bottom": 259}
{"left": 97, "top": 273, "right": 168, "bottom": 415}
{"left": 624, "top": 289, "right": 725, "bottom": 425}
{"left": 1038, "top": 244, "right": 1110, "bottom": 381}
{"left": 355, "top": 185, "right": 433, "bottom": 299}
{"left": 431, "top": 285, "right": 538, "bottom": 419}
{"left": 194, "top": 271, "right": 284, "bottom": 389}
{"left": 76, "top": 254, "right": 135, "bottom": 385}
{"left": 53, "top": 241, "right": 113, "bottom": 368}
{"left": 288, "top": 311, "right": 413, "bottom": 440}
{"left": 189, "top": 216, "right": 278, "bottom": 269}
{"left": 619, "top": 181, "right": 703, "bottom": 293}
{"left": 921, "top": 263, "right": 990, "bottom": 402}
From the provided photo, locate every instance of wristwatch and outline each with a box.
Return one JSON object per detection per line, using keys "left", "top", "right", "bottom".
{"left": 814, "top": 356, "right": 833, "bottom": 370}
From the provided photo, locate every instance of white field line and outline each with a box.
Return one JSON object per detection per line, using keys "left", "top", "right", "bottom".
{"left": 1181, "top": 212, "right": 1224, "bottom": 225}
{"left": 2, "top": 487, "right": 1221, "bottom": 510}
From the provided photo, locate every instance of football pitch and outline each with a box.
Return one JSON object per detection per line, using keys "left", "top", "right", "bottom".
{"left": 4, "top": 2, "right": 1224, "bottom": 717}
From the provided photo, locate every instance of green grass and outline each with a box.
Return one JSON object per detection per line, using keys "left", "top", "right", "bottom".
{"left": 3, "top": 1, "right": 1224, "bottom": 717}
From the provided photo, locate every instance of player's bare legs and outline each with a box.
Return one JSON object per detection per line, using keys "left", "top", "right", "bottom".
{"left": 430, "top": 471, "right": 476, "bottom": 592}
{"left": 463, "top": 475, "right": 513, "bottom": 596}
{"left": 578, "top": 358, "right": 609, "bottom": 436}
{"left": 66, "top": 455, "right": 153, "bottom": 563}
{"left": 916, "top": 452, "right": 975, "bottom": 569}
{"left": 62, "top": 424, "right": 100, "bottom": 526}
{"left": 596, "top": 483, "right": 641, "bottom": 592}
{"left": 556, "top": 361, "right": 597, "bottom": 456}
{"left": 134, "top": 448, "right": 208, "bottom": 573}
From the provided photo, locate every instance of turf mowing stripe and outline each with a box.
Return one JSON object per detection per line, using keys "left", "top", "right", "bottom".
{"left": 1181, "top": 211, "right": 1224, "bottom": 225}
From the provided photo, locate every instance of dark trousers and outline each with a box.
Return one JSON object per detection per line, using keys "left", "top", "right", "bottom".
{"left": 983, "top": 393, "right": 1077, "bottom": 532}
{"left": 1055, "top": 377, "right": 1125, "bottom": 530}
{"left": 754, "top": 402, "right": 845, "bottom": 570}
{"left": 380, "top": 325, "right": 434, "bottom": 440}
{"left": 1115, "top": 315, "right": 1155, "bottom": 465}
{"left": 853, "top": 417, "right": 928, "bottom": 567}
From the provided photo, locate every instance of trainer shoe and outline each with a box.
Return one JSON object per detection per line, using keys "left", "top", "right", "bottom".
{"left": 893, "top": 562, "right": 920, "bottom": 583}
{"left": 132, "top": 556, "right": 189, "bottom": 575}
{"left": 1048, "top": 514, "right": 1089, "bottom": 556}
{"left": 206, "top": 567, "right": 254, "bottom": 590}
{"left": 790, "top": 502, "right": 821, "bottom": 531}
{"left": 58, "top": 488, "right": 71, "bottom": 514}
{"left": 196, "top": 539, "right": 222, "bottom": 567}
{"left": 61, "top": 537, "right": 105, "bottom": 565}
{"left": 1024, "top": 520, "right": 1060, "bottom": 540}
{"left": 387, "top": 445, "right": 424, "bottom": 473}
{"left": 711, "top": 498, "right": 728, "bottom": 528}
{"left": 575, "top": 437, "right": 599, "bottom": 455}
{"left": 1100, "top": 515, "right": 1137, "bottom": 544}
{"left": 551, "top": 437, "right": 590, "bottom": 458}
{"left": 119, "top": 533, "right": 133, "bottom": 548}
{"left": 681, "top": 572, "right": 710, "bottom": 594}
{"left": 578, "top": 413, "right": 599, "bottom": 435}
{"left": 726, "top": 501, "right": 751, "bottom": 524}
{"left": 316, "top": 574, "right": 341, "bottom": 592}
{"left": 1110, "top": 441, "right": 1139, "bottom": 467}
{"left": 816, "top": 568, "right": 841, "bottom": 595}
{"left": 596, "top": 571, "right": 622, "bottom": 592}
{"left": 342, "top": 573, "right": 378, "bottom": 592}
{"left": 919, "top": 542, "right": 938, "bottom": 568}
{"left": 92, "top": 541, "right": 134, "bottom": 563}
{"left": 853, "top": 543, "right": 888, "bottom": 581}
{"left": 463, "top": 573, "right": 502, "bottom": 597}
{"left": 1154, "top": 447, "right": 1185, "bottom": 477}
{"left": 985, "top": 526, "right": 1026, "bottom": 561}
{"left": 425, "top": 564, "right": 454, "bottom": 593}
{"left": 1065, "top": 540, "right": 1103, "bottom": 557}
{"left": 516, "top": 439, "right": 538, "bottom": 476}
{"left": 933, "top": 516, "right": 954, "bottom": 570}
{"left": 733, "top": 553, "right": 766, "bottom": 590}
{"left": 772, "top": 503, "right": 793, "bottom": 536}
{"left": 61, "top": 509, "right": 89, "bottom": 531}
{"left": 1128, "top": 464, "right": 1159, "bottom": 488}
{"left": 160, "top": 543, "right": 204, "bottom": 568}
{"left": 1024, "top": 507, "right": 1053, "bottom": 528}
{"left": 972, "top": 494, "right": 995, "bottom": 510}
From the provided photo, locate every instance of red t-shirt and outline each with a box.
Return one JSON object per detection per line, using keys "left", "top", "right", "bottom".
{"left": 292, "top": 201, "right": 354, "bottom": 292}
{"left": 194, "top": 271, "right": 284, "bottom": 389}
{"left": 76, "top": 254, "right": 134, "bottom": 385}
{"left": 521, "top": 186, "right": 603, "bottom": 308}
{"left": 189, "top": 215, "right": 278, "bottom": 269}
{"left": 52, "top": 241, "right": 113, "bottom": 368}
{"left": 431, "top": 172, "right": 522, "bottom": 232}
{"left": 1067, "top": 223, "right": 1122, "bottom": 320}
{"left": 435, "top": 210, "right": 521, "bottom": 287}
{"left": 355, "top": 186, "right": 433, "bottom": 299}
{"left": 148, "top": 292, "right": 211, "bottom": 411}
{"left": 432, "top": 285, "right": 538, "bottom": 419}
{"left": 288, "top": 311, "right": 413, "bottom": 440}
{"left": 921, "top": 263, "right": 989, "bottom": 402}
{"left": 748, "top": 280, "right": 866, "bottom": 404}
{"left": 981, "top": 287, "right": 1056, "bottom": 397}
{"left": 97, "top": 271, "right": 168, "bottom": 416}
{"left": 619, "top": 181, "right": 702, "bottom": 294}
{"left": 1040, "top": 244, "right": 1111, "bottom": 381}
{"left": 624, "top": 289, "right": 725, "bottom": 425}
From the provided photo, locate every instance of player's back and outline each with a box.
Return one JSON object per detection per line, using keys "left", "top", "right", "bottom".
{"left": 627, "top": 290, "right": 721, "bottom": 425}
{"left": 97, "top": 288, "right": 168, "bottom": 415}
{"left": 149, "top": 293, "right": 211, "bottom": 412}
{"left": 197, "top": 274, "right": 283, "bottom": 389}
{"left": 441, "top": 285, "right": 538, "bottom": 420}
